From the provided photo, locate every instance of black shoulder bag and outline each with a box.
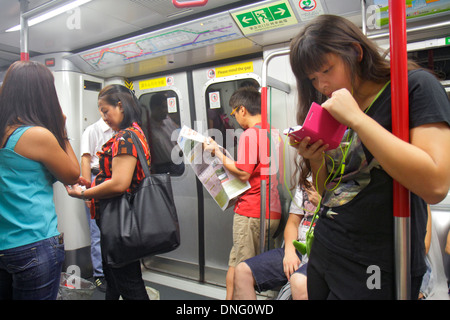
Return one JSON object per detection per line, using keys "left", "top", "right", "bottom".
{"left": 98, "top": 130, "right": 180, "bottom": 267}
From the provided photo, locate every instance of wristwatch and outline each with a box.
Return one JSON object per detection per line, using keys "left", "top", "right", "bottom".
{"left": 81, "top": 190, "right": 89, "bottom": 200}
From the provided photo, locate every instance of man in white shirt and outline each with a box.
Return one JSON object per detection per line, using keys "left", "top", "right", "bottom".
{"left": 80, "top": 117, "right": 114, "bottom": 292}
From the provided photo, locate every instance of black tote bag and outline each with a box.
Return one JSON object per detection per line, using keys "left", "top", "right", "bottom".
{"left": 98, "top": 130, "right": 180, "bottom": 267}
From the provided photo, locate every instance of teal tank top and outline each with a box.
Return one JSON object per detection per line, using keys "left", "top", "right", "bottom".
{"left": 0, "top": 126, "right": 59, "bottom": 250}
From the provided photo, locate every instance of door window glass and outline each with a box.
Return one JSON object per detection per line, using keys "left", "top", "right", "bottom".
{"left": 139, "top": 91, "right": 184, "bottom": 176}
{"left": 205, "top": 78, "right": 259, "bottom": 157}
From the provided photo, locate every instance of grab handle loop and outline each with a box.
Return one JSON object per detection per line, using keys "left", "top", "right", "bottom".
{"left": 172, "top": 0, "right": 208, "bottom": 8}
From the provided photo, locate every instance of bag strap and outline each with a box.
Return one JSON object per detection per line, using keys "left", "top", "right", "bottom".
{"left": 128, "top": 129, "right": 151, "bottom": 178}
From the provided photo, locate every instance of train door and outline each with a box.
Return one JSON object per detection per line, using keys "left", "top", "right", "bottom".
{"left": 134, "top": 73, "right": 202, "bottom": 280}
{"left": 134, "top": 57, "right": 295, "bottom": 287}
{"left": 190, "top": 58, "right": 294, "bottom": 286}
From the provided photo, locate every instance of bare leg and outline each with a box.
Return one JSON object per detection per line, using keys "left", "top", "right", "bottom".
{"left": 233, "top": 262, "right": 257, "bottom": 300}
{"left": 226, "top": 266, "right": 235, "bottom": 300}
{"left": 290, "top": 272, "right": 308, "bottom": 300}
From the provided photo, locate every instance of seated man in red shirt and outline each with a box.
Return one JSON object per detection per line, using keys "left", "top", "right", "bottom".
{"left": 204, "top": 86, "right": 282, "bottom": 299}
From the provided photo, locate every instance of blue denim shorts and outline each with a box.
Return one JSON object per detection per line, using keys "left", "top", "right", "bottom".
{"left": 244, "top": 247, "right": 307, "bottom": 293}
{"left": 0, "top": 235, "right": 65, "bottom": 300}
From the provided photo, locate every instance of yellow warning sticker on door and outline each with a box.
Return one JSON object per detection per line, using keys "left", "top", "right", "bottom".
{"left": 139, "top": 77, "right": 167, "bottom": 90}
{"left": 215, "top": 62, "right": 254, "bottom": 78}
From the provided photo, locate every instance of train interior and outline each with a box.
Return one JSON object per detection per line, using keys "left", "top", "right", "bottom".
{"left": 0, "top": 0, "right": 449, "bottom": 300}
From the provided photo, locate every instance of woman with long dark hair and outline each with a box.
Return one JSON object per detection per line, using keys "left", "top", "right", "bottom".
{"left": 66, "top": 84, "right": 151, "bottom": 300}
{"left": 0, "top": 61, "right": 80, "bottom": 300}
{"left": 289, "top": 15, "right": 450, "bottom": 299}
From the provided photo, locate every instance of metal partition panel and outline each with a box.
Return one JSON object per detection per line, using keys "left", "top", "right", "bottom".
{"left": 430, "top": 192, "right": 450, "bottom": 290}
{"left": 267, "top": 85, "right": 293, "bottom": 225}
{"left": 260, "top": 49, "right": 298, "bottom": 253}
{"left": 51, "top": 70, "right": 104, "bottom": 279}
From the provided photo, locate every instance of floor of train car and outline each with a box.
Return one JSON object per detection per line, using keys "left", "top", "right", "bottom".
{"left": 89, "top": 271, "right": 222, "bottom": 300}
{"left": 88, "top": 267, "right": 276, "bottom": 300}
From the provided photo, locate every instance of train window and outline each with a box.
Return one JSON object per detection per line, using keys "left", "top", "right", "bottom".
{"left": 138, "top": 91, "right": 185, "bottom": 176}
{"left": 408, "top": 46, "right": 450, "bottom": 99}
{"left": 83, "top": 80, "right": 102, "bottom": 91}
{"left": 204, "top": 78, "right": 260, "bottom": 158}
{"left": 408, "top": 46, "right": 450, "bottom": 82}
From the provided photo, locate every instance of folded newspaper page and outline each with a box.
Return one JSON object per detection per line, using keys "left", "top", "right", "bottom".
{"left": 177, "top": 125, "right": 250, "bottom": 211}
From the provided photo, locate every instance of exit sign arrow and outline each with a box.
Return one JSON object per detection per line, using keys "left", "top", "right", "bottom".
{"left": 273, "top": 8, "right": 285, "bottom": 16}
{"left": 269, "top": 3, "right": 291, "bottom": 19}
{"left": 242, "top": 16, "right": 253, "bottom": 24}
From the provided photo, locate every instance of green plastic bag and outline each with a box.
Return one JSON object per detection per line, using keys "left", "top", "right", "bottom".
{"left": 293, "top": 228, "right": 314, "bottom": 256}
{"left": 293, "top": 210, "right": 318, "bottom": 257}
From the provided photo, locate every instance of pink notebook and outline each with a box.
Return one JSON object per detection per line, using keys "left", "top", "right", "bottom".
{"left": 284, "top": 102, "right": 347, "bottom": 150}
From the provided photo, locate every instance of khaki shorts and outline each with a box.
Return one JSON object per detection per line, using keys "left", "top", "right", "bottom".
{"left": 228, "top": 213, "right": 280, "bottom": 267}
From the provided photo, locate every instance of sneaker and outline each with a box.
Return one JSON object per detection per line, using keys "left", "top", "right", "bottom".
{"left": 94, "top": 277, "right": 107, "bottom": 292}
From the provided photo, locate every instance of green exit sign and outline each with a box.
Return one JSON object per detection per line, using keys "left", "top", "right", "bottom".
{"left": 235, "top": 3, "right": 291, "bottom": 27}
{"left": 232, "top": 0, "right": 298, "bottom": 35}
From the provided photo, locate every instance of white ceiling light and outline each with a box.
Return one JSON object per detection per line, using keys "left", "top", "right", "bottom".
{"left": 6, "top": 0, "right": 92, "bottom": 32}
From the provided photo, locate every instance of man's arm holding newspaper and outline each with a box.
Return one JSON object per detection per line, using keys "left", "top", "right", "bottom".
{"left": 204, "top": 138, "right": 251, "bottom": 182}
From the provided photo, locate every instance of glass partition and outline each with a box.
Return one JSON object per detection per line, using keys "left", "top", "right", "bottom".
{"left": 265, "top": 86, "right": 292, "bottom": 251}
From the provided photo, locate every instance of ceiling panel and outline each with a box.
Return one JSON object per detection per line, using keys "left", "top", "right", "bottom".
{"left": 1, "top": 0, "right": 449, "bottom": 78}
{"left": 83, "top": 0, "right": 165, "bottom": 29}
{"left": 0, "top": 0, "right": 250, "bottom": 70}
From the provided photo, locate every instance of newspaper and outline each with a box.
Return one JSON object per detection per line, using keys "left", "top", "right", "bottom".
{"left": 177, "top": 125, "right": 250, "bottom": 211}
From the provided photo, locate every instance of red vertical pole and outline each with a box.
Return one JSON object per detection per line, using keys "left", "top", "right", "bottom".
{"left": 259, "top": 86, "right": 269, "bottom": 254}
{"left": 388, "top": 0, "right": 411, "bottom": 300}
{"left": 261, "top": 86, "right": 268, "bottom": 181}
{"left": 20, "top": 53, "right": 30, "bottom": 61}
{"left": 20, "top": 0, "right": 29, "bottom": 61}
